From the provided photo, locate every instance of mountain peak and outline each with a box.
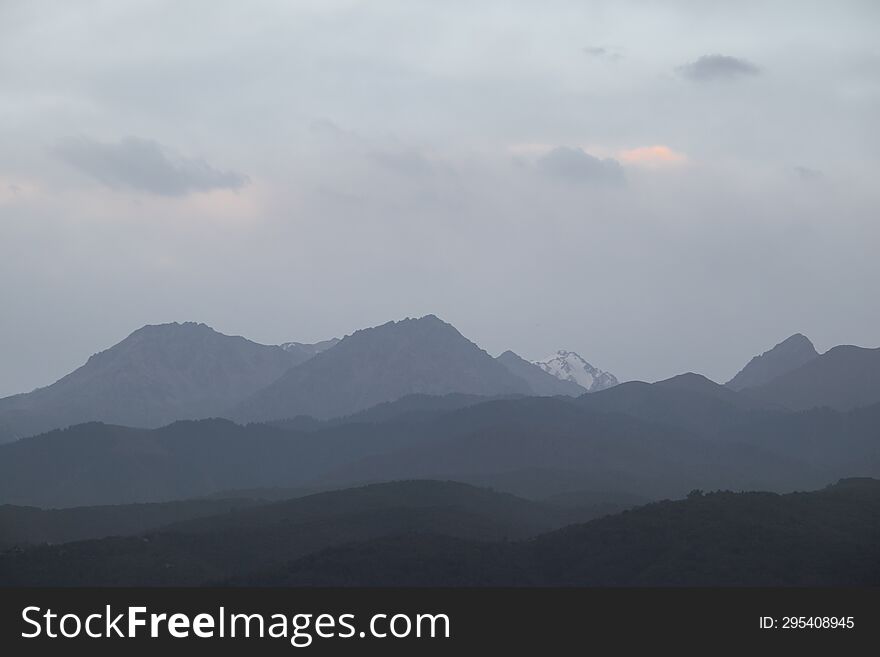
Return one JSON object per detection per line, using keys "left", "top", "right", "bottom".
{"left": 349, "top": 314, "right": 458, "bottom": 338}
{"left": 134, "top": 321, "right": 214, "bottom": 333}
{"left": 0, "top": 322, "right": 305, "bottom": 440}
{"left": 532, "top": 350, "right": 618, "bottom": 393}
{"left": 234, "top": 316, "right": 532, "bottom": 421}
{"left": 742, "top": 343, "right": 880, "bottom": 411}
{"left": 496, "top": 351, "right": 586, "bottom": 396}
{"left": 727, "top": 333, "right": 819, "bottom": 391}
{"left": 654, "top": 372, "right": 721, "bottom": 392}
{"left": 778, "top": 333, "right": 814, "bottom": 349}
{"left": 91, "top": 321, "right": 270, "bottom": 359}
{"left": 401, "top": 314, "right": 457, "bottom": 331}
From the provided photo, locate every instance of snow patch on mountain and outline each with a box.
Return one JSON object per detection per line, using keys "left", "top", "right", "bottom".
{"left": 279, "top": 338, "right": 340, "bottom": 356}
{"left": 533, "top": 350, "right": 618, "bottom": 392}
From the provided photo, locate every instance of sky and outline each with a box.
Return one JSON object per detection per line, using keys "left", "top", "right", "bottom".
{"left": 1, "top": 0, "right": 878, "bottom": 396}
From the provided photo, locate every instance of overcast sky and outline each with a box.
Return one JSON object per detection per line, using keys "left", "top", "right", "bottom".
{"left": 1, "top": 0, "right": 878, "bottom": 396}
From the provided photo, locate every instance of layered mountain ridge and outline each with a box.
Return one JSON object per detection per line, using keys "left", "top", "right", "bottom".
{"left": 0, "top": 315, "right": 624, "bottom": 442}
{"left": 2, "top": 319, "right": 878, "bottom": 447}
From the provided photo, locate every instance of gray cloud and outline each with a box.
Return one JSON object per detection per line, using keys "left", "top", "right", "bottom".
{"left": 582, "top": 45, "right": 623, "bottom": 62}
{"left": 309, "top": 118, "right": 360, "bottom": 143}
{"left": 794, "top": 165, "right": 822, "bottom": 181}
{"left": 54, "top": 136, "right": 249, "bottom": 196}
{"left": 677, "top": 54, "right": 760, "bottom": 81}
{"left": 537, "top": 147, "right": 624, "bottom": 184}
{"left": 370, "top": 149, "right": 435, "bottom": 177}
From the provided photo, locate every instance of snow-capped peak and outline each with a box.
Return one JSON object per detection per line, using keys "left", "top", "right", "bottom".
{"left": 532, "top": 350, "right": 618, "bottom": 393}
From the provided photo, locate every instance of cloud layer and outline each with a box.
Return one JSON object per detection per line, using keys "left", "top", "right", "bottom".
{"left": 0, "top": 1, "right": 877, "bottom": 397}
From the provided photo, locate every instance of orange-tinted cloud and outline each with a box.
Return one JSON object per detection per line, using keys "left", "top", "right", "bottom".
{"left": 617, "top": 145, "right": 687, "bottom": 167}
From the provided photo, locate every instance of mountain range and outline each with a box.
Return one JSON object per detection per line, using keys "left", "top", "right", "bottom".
{"left": 2, "top": 478, "right": 876, "bottom": 587}
{"left": 0, "top": 315, "right": 618, "bottom": 442}
{"left": 0, "top": 318, "right": 877, "bottom": 588}
{"left": 0, "top": 480, "right": 605, "bottom": 586}
{"left": 2, "top": 384, "right": 878, "bottom": 508}
{"left": 0, "top": 319, "right": 877, "bottom": 506}
{"left": 235, "top": 478, "right": 880, "bottom": 587}
{"left": 5, "top": 315, "right": 877, "bottom": 448}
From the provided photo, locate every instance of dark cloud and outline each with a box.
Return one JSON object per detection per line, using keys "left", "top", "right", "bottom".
{"left": 54, "top": 136, "right": 249, "bottom": 196}
{"left": 582, "top": 45, "right": 623, "bottom": 62}
{"left": 677, "top": 54, "right": 760, "bottom": 81}
{"left": 537, "top": 147, "right": 624, "bottom": 184}
{"left": 794, "top": 166, "right": 822, "bottom": 181}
